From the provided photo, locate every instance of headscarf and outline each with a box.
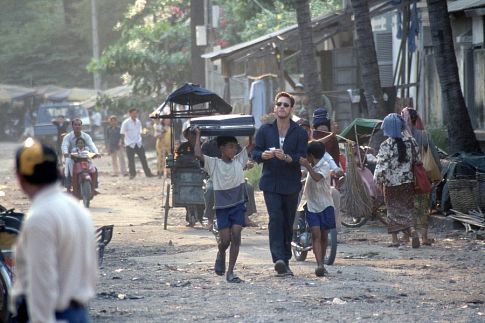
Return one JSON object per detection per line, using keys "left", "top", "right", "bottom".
{"left": 401, "top": 107, "right": 424, "bottom": 136}
{"left": 312, "top": 107, "right": 331, "bottom": 129}
{"left": 381, "top": 113, "right": 405, "bottom": 138}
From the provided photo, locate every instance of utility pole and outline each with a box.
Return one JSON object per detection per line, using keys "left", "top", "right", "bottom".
{"left": 91, "top": 0, "right": 102, "bottom": 92}
{"left": 190, "top": 0, "right": 206, "bottom": 86}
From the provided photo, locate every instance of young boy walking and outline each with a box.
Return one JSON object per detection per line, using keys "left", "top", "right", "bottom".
{"left": 299, "top": 141, "right": 336, "bottom": 277}
{"left": 194, "top": 127, "right": 253, "bottom": 283}
{"left": 106, "top": 115, "right": 127, "bottom": 176}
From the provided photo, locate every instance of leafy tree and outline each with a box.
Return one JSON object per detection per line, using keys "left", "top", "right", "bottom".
{"left": 0, "top": 0, "right": 131, "bottom": 87}
{"left": 90, "top": 0, "right": 191, "bottom": 96}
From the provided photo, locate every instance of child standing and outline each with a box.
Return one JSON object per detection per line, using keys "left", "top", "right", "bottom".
{"left": 194, "top": 127, "right": 253, "bottom": 283}
{"left": 106, "top": 115, "right": 127, "bottom": 176}
{"left": 299, "top": 141, "right": 336, "bottom": 277}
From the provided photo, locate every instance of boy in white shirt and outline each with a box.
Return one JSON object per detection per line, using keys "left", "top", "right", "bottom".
{"left": 194, "top": 128, "right": 253, "bottom": 283}
{"left": 299, "top": 141, "right": 335, "bottom": 277}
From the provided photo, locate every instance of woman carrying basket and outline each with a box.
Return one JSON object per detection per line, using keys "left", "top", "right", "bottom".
{"left": 402, "top": 107, "right": 441, "bottom": 245}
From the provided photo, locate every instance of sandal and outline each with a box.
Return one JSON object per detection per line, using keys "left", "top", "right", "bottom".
{"left": 214, "top": 252, "right": 225, "bottom": 276}
{"left": 226, "top": 272, "right": 243, "bottom": 283}
{"left": 388, "top": 243, "right": 400, "bottom": 248}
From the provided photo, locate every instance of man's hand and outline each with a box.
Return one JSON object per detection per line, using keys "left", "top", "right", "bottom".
{"left": 274, "top": 148, "right": 285, "bottom": 160}
{"left": 261, "top": 150, "right": 275, "bottom": 160}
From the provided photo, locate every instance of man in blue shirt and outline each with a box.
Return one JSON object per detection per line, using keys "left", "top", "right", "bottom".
{"left": 252, "top": 92, "right": 308, "bottom": 276}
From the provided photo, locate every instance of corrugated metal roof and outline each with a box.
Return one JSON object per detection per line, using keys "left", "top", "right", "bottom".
{"left": 448, "top": 0, "right": 485, "bottom": 12}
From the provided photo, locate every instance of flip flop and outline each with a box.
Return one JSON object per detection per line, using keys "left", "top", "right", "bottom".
{"left": 214, "top": 252, "right": 225, "bottom": 276}
{"left": 226, "top": 272, "right": 243, "bottom": 283}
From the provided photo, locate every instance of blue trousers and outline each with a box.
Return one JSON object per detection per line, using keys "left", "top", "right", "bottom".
{"left": 263, "top": 191, "right": 300, "bottom": 264}
{"left": 55, "top": 307, "right": 90, "bottom": 323}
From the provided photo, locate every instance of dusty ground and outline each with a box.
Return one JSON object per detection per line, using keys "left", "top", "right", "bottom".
{"left": 0, "top": 141, "right": 484, "bottom": 322}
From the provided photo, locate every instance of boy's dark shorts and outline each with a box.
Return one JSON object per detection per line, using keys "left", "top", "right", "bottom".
{"left": 306, "top": 206, "right": 336, "bottom": 230}
{"left": 216, "top": 203, "right": 246, "bottom": 230}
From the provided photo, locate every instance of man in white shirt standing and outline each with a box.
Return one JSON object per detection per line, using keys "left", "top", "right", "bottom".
{"left": 12, "top": 139, "right": 97, "bottom": 322}
{"left": 120, "top": 108, "right": 154, "bottom": 179}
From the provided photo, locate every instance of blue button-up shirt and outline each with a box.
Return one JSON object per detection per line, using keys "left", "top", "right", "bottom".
{"left": 252, "top": 120, "right": 308, "bottom": 194}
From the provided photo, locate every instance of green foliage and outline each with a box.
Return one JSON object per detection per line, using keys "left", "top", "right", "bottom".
{"left": 92, "top": 0, "right": 192, "bottom": 96}
{"left": 244, "top": 162, "right": 263, "bottom": 190}
{"left": 428, "top": 127, "right": 449, "bottom": 153}
{"left": 215, "top": 0, "right": 341, "bottom": 45}
{"left": 0, "top": 0, "right": 131, "bottom": 87}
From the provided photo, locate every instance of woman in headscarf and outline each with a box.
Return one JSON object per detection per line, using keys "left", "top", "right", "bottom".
{"left": 401, "top": 107, "right": 441, "bottom": 245}
{"left": 374, "top": 113, "right": 420, "bottom": 248}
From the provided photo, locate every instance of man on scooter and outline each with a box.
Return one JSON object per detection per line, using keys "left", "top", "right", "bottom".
{"left": 61, "top": 118, "right": 100, "bottom": 193}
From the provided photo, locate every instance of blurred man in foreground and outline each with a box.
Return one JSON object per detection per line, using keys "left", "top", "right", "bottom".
{"left": 11, "top": 139, "right": 97, "bottom": 323}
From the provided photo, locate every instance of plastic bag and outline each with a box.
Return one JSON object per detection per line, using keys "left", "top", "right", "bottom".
{"left": 422, "top": 146, "right": 442, "bottom": 182}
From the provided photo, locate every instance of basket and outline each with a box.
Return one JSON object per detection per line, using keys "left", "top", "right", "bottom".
{"left": 447, "top": 179, "right": 478, "bottom": 213}
{"left": 477, "top": 172, "right": 485, "bottom": 210}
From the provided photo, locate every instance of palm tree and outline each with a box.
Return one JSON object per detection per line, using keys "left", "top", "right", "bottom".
{"left": 350, "top": 0, "right": 386, "bottom": 118}
{"left": 426, "top": 0, "right": 481, "bottom": 153}
{"left": 295, "top": 0, "right": 322, "bottom": 118}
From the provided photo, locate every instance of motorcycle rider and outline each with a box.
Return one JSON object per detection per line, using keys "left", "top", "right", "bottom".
{"left": 61, "top": 118, "right": 100, "bottom": 193}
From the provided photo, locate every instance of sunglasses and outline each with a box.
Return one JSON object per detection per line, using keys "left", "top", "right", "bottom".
{"left": 276, "top": 102, "right": 291, "bottom": 108}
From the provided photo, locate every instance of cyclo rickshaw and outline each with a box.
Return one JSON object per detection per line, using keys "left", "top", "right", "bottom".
{"left": 150, "top": 83, "right": 233, "bottom": 229}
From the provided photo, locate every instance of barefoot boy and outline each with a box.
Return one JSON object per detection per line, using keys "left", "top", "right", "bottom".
{"left": 299, "top": 141, "right": 336, "bottom": 277}
{"left": 194, "top": 128, "right": 253, "bottom": 283}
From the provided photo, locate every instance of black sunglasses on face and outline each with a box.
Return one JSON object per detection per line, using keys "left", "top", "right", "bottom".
{"left": 276, "top": 102, "right": 290, "bottom": 108}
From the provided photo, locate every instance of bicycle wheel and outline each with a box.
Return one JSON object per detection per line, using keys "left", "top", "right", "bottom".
{"left": 292, "top": 214, "right": 309, "bottom": 262}
{"left": 341, "top": 215, "right": 368, "bottom": 227}
{"left": 81, "top": 180, "right": 91, "bottom": 208}
{"left": 324, "top": 228, "right": 337, "bottom": 265}
{"left": 293, "top": 246, "right": 308, "bottom": 262}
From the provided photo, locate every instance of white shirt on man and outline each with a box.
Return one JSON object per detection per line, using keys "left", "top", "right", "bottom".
{"left": 120, "top": 117, "right": 143, "bottom": 148}
{"left": 11, "top": 184, "right": 97, "bottom": 323}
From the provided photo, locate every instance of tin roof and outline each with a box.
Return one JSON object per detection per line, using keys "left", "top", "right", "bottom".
{"left": 448, "top": 0, "right": 485, "bottom": 12}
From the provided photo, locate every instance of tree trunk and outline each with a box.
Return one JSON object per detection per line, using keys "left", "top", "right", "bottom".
{"left": 426, "top": 0, "right": 481, "bottom": 153}
{"left": 295, "top": 0, "right": 322, "bottom": 119}
{"left": 350, "top": 0, "right": 386, "bottom": 118}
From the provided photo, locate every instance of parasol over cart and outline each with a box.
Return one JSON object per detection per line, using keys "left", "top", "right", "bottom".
{"left": 150, "top": 83, "right": 237, "bottom": 229}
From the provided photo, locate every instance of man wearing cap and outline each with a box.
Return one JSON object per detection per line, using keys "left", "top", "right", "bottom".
{"left": 120, "top": 108, "right": 154, "bottom": 179}
{"left": 61, "top": 118, "right": 100, "bottom": 192}
{"left": 12, "top": 139, "right": 97, "bottom": 323}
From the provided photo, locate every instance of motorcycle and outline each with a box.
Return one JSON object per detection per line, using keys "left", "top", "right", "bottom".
{"left": 0, "top": 205, "right": 24, "bottom": 323}
{"left": 292, "top": 209, "right": 338, "bottom": 265}
{"left": 70, "top": 152, "right": 98, "bottom": 208}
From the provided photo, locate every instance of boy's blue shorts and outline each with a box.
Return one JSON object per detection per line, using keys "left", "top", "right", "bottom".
{"left": 306, "top": 206, "right": 336, "bottom": 230}
{"left": 216, "top": 203, "right": 246, "bottom": 230}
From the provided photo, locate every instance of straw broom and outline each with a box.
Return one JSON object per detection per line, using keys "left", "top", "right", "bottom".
{"left": 341, "top": 143, "right": 372, "bottom": 220}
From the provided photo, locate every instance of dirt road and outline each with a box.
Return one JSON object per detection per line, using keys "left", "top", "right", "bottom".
{"left": 1, "top": 141, "right": 484, "bottom": 322}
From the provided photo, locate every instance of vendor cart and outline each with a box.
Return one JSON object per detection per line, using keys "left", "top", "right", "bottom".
{"left": 150, "top": 83, "right": 232, "bottom": 229}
